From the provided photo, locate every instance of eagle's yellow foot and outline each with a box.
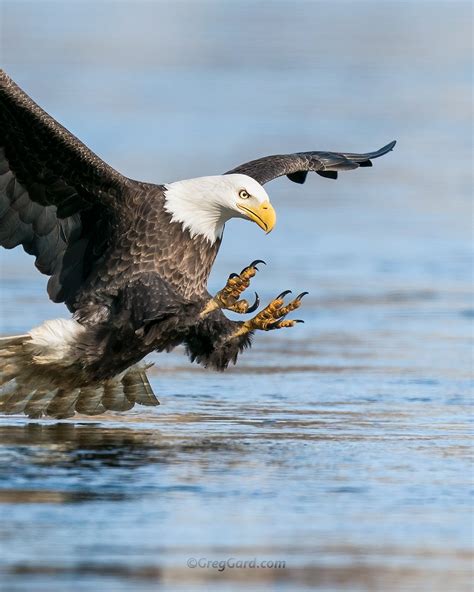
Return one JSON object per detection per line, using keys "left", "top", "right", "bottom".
{"left": 201, "top": 260, "right": 265, "bottom": 316}
{"left": 234, "top": 290, "right": 308, "bottom": 335}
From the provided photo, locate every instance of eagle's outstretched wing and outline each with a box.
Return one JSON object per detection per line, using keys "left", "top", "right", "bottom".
{"left": 0, "top": 69, "right": 129, "bottom": 309}
{"left": 225, "top": 141, "right": 396, "bottom": 185}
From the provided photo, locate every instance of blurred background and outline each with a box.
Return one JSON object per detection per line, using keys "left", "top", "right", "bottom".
{"left": 0, "top": 1, "right": 472, "bottom": 591}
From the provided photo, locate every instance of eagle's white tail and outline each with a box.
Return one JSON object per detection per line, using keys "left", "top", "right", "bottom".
{"left": 0, "top": 320, "right": 159, "bottom": 419}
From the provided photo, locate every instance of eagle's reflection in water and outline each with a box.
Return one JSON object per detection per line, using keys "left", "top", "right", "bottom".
{"left": 0, "top": 421, "right": 244, "bottom": 488}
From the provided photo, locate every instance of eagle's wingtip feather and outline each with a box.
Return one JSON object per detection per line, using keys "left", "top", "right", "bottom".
{"left": 385, "top": 140, "right": 397, "bottom": 152}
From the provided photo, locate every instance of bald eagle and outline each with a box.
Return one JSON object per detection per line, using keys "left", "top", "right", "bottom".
{"left": 0, "top": 70, "right": 395, "bottom": 419}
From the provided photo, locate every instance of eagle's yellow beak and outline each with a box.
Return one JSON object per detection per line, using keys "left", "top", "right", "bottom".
{"left": 237, "top": 200, "right": 276, "bottom": 234}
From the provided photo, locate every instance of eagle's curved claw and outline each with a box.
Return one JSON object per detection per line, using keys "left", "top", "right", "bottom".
{"left": 227, "top": 292, "right": 260, "bottom": 314}
{"left": 202, "top": 260, "right": 265, "bottom": 316}
{"left": 237, "top": 290, "right": 307, "bottom": 333}
{"left": 245, "top": 292, "right": 260, "bottom": 313}
{"left": 242, "top": 259, "right": 266, "bottom": 273}
{"left": 267, "top": 318, "right": 304, "bottom": 330}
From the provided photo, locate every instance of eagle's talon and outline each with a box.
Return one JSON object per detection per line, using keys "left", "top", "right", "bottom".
{"left": 203, "top": 266, "right": 306, "bottom": 322}
{"left": 238, "top": 290, "right": 307, "bottom": 333}
{"left": 266, "top": 317, "right": 287, "bottom": 330}
{"left": 227, "top": 292, "right": 259, "bottom": 314}
{"left": 274, "top": 292, "right": 308, "bottom": 317}
{"left": 265, "top": 318, "right": 304, "bottom": 330}
{"left": 203, "top": 260, "right": 265, "bottom": 316}
{"left": 245, "top": 292, "right": 260, "bottom": 313}
{"left": 227, "top": 301, "right": 249, "bottom": 314}
{"left": 242, "top": 259, "right": 266, "bottom": 274}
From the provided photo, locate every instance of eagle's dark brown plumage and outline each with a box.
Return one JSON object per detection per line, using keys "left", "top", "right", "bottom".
{"left": 0, "top": 69, "right": 395, "bottom": 418}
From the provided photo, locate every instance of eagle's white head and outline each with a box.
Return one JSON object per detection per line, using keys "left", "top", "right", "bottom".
{"left": 163, "top": 174, "right": 276, "bottom": 243}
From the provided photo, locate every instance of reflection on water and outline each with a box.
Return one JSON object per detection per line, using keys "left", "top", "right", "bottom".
{"left": 0, "top": 1, "right": 472, "bottom": 591}
{"left": 0, "top": 389, "right": 472, "bottom": 592}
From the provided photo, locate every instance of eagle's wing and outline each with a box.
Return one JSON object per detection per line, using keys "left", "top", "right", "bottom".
{"left": 0, "top": 69, "right": 129, "bottom": 309}
{"left": 225, "top": 141, "right": 396, "bottom": 185}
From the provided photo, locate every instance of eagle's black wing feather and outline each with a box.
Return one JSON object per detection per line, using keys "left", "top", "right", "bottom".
{"left": 225, "top": 141, "right": 396, "bottom": 185}
{"left": 0, "top": 69, "right": 130, "bottom": 309}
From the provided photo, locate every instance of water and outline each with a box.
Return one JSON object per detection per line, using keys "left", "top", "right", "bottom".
{"left": 0, "top": 1, "right": 472, "bottom": 590}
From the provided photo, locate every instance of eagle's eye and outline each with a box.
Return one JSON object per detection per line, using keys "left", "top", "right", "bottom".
{"left": 239, "top": 189, "right": 250, "bottom": 199}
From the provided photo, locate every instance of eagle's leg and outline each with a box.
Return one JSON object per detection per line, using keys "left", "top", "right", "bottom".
{"left": 201, "top": 260, "right": 265, "bottom": 317}
{"left": 231, "top": 290, "right": 308, "bottom": 336}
